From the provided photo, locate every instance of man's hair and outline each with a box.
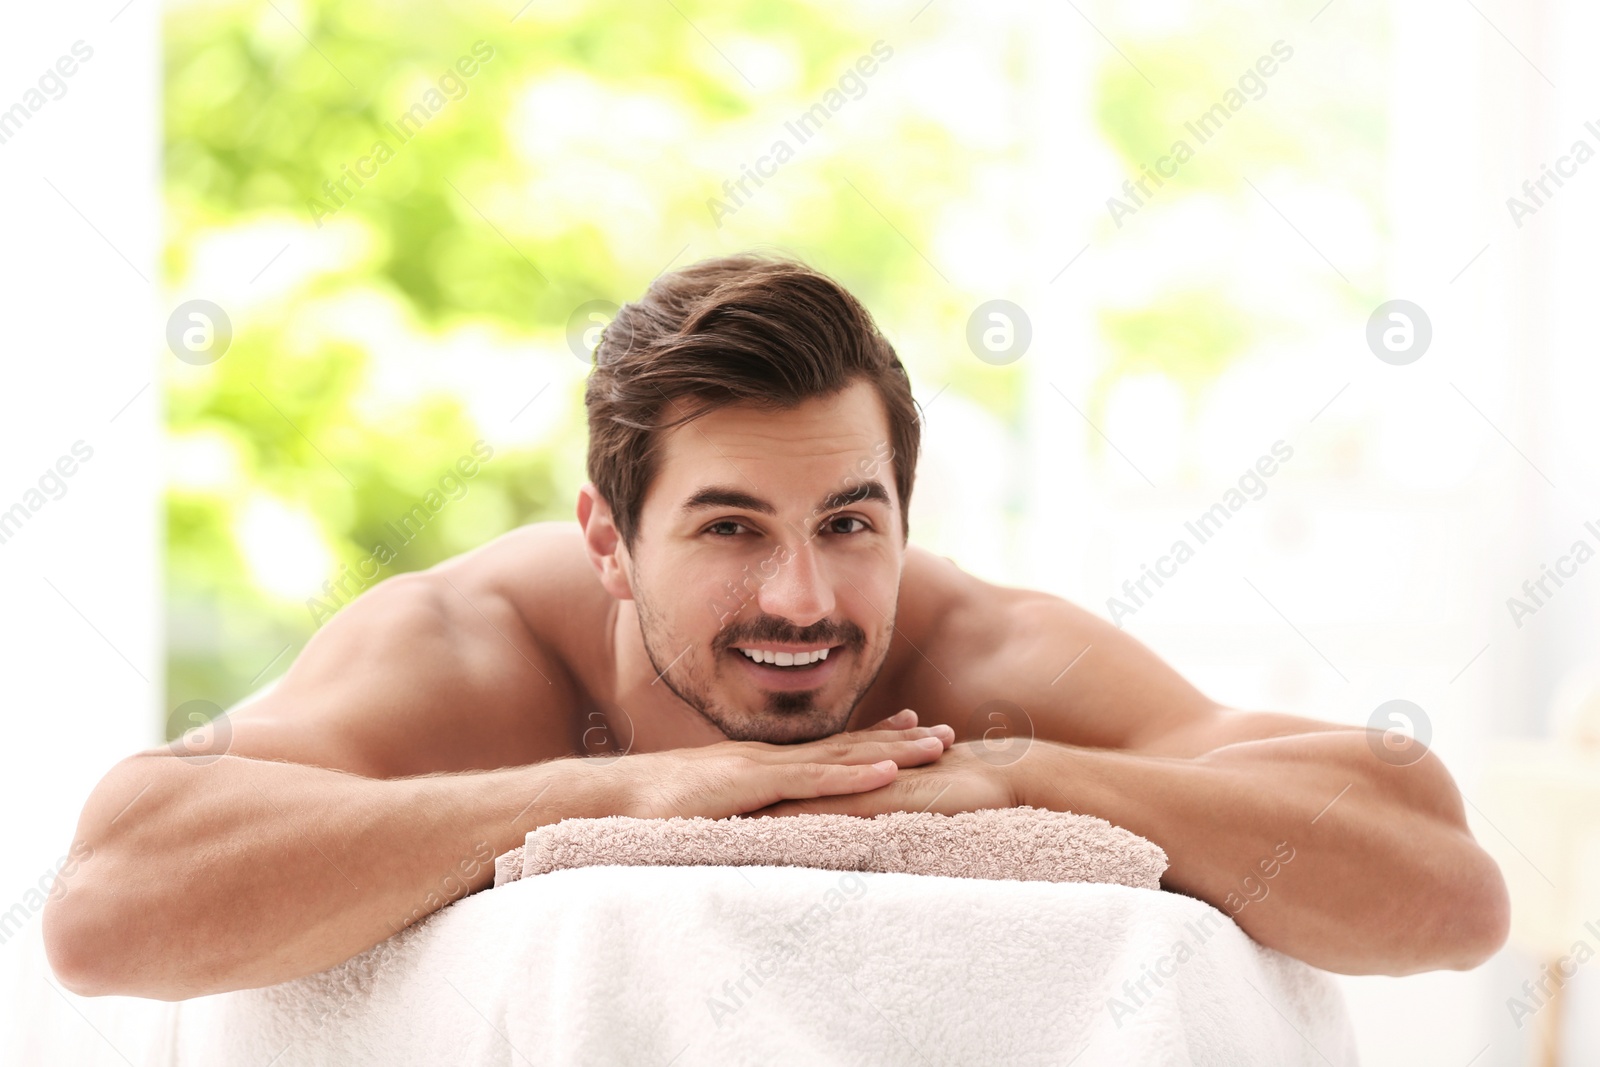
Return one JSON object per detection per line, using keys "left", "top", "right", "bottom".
{"left": 584, "top": 252, "right": 921, "bottom": 551}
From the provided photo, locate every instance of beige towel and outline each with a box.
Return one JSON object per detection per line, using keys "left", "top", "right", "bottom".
{"left": 492, "top": 805, "right": 1167, "bottom": 890}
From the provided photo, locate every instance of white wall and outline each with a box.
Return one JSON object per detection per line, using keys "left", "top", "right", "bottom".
{"left": 0, "top": 0, "right": 161, "bottom": 1055}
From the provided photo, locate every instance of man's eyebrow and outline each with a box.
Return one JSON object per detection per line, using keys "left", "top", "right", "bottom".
{"left": 680, "top": 486, "right": 775, "bottom": 516}
{"left": 679, "top": 479, "right": 892, "bottom": 517}
{"left": 820, "top": 479, "right": 891, "bottom": 511}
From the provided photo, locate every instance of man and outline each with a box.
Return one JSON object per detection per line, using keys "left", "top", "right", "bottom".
{"left": 44, "top": 253, "right": 1508, "bottom": 1002}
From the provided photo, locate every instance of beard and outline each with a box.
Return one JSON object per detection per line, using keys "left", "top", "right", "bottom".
{"left": 632, "top": 575, "right": 891, "bottom": 745}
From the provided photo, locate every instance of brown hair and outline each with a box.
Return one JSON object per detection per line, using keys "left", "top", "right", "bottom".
{"left": 584, "top": 252, "right": 921, "bottom": 551}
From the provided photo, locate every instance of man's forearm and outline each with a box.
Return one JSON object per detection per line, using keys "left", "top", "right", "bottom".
{"left": 1008, "top": 732, "right": 1509, "bottom": 975}
{"left": 43, "top": 751, "right": 627, "bottom": 1000}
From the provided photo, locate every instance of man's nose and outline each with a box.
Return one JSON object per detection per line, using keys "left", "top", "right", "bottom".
{"left": 755, "top": 535, "right": 836, "bottom": 629}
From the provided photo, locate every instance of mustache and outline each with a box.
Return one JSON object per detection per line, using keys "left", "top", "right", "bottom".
{"left": 718, "top": 618, "right": 865, "bottom": 651}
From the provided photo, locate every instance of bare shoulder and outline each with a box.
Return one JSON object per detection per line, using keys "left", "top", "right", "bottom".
{"left": 886, "top": 547, "right": 1219, "bottom": 751}
{"left": 890, "top": 544, "right": 1053, "bottom": 649}
{"left": 443, "top": 521, "right": 614, "bottom": 667}
{"left": 892, "top": 544, "right": 1073, "bottom": 667}
{"left": 222, "top": 522, "right": 596, "bottom": 777}
{"left": 866, "top": 545, "right": 1036, "bottom": 724}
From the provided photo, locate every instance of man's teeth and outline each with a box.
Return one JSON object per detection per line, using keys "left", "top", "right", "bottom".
{"left": 736, "top": 647, "right": 831, "bottom": 666}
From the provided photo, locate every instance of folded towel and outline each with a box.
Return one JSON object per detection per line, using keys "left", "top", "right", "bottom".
{"left": 493, "top": 804, "right": 1169, "bottom": 889}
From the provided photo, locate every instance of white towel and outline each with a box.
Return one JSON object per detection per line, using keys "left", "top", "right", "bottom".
{"left": 123, "top": 863, "right": 1358, "bottom": 1066}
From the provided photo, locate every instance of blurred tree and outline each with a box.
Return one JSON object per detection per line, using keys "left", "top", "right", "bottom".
{"left": 163, "top": 0, "right": 1380, "bottom": 728}
{"left": 161, "top": 0, "right": 982, "bottom": 723}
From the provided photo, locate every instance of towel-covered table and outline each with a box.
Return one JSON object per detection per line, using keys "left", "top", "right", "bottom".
{"left": 14, "top": 862, "right": 1357, "bottom": 1065}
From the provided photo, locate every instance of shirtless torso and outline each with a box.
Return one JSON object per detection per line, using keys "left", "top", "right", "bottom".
{"left": 43, "top": 383, "right": 1507, "bottom": 1001}
{"left": 220, "top": 518, "right": 1147, "bottom": 778}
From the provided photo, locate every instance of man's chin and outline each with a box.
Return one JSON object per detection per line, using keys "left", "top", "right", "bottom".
{"left": 714, "top": 707, "right": 851, "bottom": 745}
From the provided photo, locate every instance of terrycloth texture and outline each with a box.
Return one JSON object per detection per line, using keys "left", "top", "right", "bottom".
{"left": 494, "top": 805, "right": 1170, "bottom": 890}
{"left": 125, "top": 865, "right": 1355, "bottom": 1066}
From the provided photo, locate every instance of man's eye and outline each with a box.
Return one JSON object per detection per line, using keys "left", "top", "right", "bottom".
{"left": 705, "top": 520, "right": 746, "bottom": 537}
{"left": 829, "top": 516, "right": 868, "bottom": 535}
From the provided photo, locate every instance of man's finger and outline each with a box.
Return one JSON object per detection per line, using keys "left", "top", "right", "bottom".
{"left": 755, "top": 760, "right": 899, "bottom": 807}
{"left": 847, "top": 724, "right": 954, "bottom": 748}
{"left": 845, "top": 737, "right": 949, "bottom": 767}
{"left": 765, "top": 732, "right": 951, "bottom": 765}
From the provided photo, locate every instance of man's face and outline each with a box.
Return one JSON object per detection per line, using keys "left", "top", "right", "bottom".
{"left": 624, "top": 379, "right": 904, "bottom": 744}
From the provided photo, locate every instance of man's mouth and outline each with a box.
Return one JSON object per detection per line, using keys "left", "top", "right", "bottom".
{"left": 732, "top": 645, "right": 834, "bottom": 670}
{"left": 724, "top": 643, "right": 846, "bottom": 688}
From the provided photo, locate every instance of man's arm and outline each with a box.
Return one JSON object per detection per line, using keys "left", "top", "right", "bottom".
{"left": 44, "top": 742, "right": 618, "bottom": 1001}
{"left": 43, "top": 559, "right": 955, "bottom": 1000}
{"left": 757, "top": 579, "right": 1511, "bottom": 976}
{"left": 40, "top": 569, "right": 614, "bottom": 1001}
{"left": 1006, "top": 720, "right": 1509, "bottom": 975}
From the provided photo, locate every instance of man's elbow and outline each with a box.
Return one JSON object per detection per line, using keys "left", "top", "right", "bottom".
{"left": 1438, "top": 846, "right": 1512, "bottom": 971}
{"left": 40, "top": 863, "right": 182, "bottom": 1001}
{"left": 42, "top": 888, "right": 119, "bottom": 998}
{"left": 1385, "top": 840, "right": 1511, "bottom": 976}
{"left": 1383, "top": 750, "right": 1512, "bottom": 972}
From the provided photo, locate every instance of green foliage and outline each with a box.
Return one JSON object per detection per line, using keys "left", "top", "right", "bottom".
{"left": 161, "top": 0, "right": 982, "bottom": 720}
{"left": 1098, "top": 290, "right": 1253, "bottom": 391}
{"left": 1085, "top": 10, "right": 1386, "bottom": 441}
{"left": 162, "top": 0, "right": 1382, "bottom": 723}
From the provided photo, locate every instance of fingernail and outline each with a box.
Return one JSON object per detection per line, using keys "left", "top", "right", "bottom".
{"left": 916, "top": 737, "right": 943, "bottom": 749}
{"left": 874, "top": 759, "right": 897, "bottom": 770}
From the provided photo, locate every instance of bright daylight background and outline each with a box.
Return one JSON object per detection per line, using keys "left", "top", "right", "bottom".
{"left": 4, "top": 0, "right": 1600, "bottom": 1062}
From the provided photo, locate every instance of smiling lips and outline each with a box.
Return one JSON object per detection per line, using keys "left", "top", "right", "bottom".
{"left": 734, "top": 645, "right": 832, "bottom": 668}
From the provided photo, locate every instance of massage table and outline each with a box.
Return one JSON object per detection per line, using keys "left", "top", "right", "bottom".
{"left": 7, "top": 860, "right": 1356, "bottom": 1065}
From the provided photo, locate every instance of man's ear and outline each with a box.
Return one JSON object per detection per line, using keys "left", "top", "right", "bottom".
{"left": 577, "top": 482, "right": 634, "bottom": 601}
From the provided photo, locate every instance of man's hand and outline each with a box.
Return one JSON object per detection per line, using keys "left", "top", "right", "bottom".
{"left": 612, "top": 708, "right": 957, "bottom": 820}
{"left": 747, "top": 740, "right": 1016, "bottom": 819}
